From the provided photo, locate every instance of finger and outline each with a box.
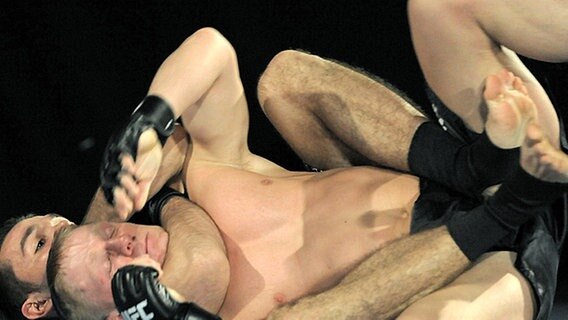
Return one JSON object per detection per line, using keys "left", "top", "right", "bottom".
{"left": 133, "top": 179, "right": 151, "bottom": 212}
{"left": 120, "top": 173, "right": 140, "bottom": 199}
{"left": 113, "top": 188, "right": 134, "bottom": 219}
{"left": 166, "top": 287, "right": 186, "bottom": 303}
{"left": 121, "top": 154, "right": 137, "bottom": 177}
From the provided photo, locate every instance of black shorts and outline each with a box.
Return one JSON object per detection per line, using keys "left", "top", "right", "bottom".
{"left": 412, "top": 87, "right": 567, "bottom": 320}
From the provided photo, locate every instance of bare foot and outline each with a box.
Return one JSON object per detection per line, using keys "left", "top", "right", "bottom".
{"left": 483, "top": 69, "right": 537, "bottom": 149}
{"left": 521, "top": 122, "right": 568, "bottom": 183}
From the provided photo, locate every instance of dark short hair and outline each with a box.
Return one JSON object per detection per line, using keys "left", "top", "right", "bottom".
{"left": 47, "top": 224, "right": 106, "bottom": 320}
{"left": 0, "top": 214, "right": 40, "bottom": 319}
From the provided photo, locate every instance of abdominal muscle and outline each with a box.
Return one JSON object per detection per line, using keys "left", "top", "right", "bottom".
{"left": 186, "top": 162, "right": 420, "bottom": 319}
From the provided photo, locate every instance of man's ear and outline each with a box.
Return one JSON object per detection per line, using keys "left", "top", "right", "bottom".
{"left": 107, "top": 310, "right": 122, "bottom": 320}
{"left": 21, "top": 292, "right": 53, "bottom": 319}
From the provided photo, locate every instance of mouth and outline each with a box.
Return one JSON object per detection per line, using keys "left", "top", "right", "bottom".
{"left": 144, "top": 231, "right": 161, "bottom": 266}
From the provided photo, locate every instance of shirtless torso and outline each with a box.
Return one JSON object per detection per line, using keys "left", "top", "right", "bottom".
{"left": 185, "top": 154, "right": 419, "bottom": 319}
{"left": 104, "top": 27, "right": 563, "bottom": 320}
{"left": 129, "top": 29, "right": 420, "bottom": 319}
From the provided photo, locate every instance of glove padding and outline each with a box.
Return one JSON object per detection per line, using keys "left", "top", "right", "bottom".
{"left": 146, "top": 187, "right": 187, "bottom": 225}
{"left": 112, "top": 265, "right": 222, "bottom": 320}
{"left": 100, "top": 95, "right": 175, "bottom": 204}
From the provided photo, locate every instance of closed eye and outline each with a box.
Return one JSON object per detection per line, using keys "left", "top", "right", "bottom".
{"left": 106, "top": 226, "right": 116, "bottom": 240}
{"left": 107, "top": 253, "right": 113, "bottom": 276}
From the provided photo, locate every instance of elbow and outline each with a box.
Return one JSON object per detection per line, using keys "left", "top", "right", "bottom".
{"left": 185, "top": 27, "right": 237, "bottom": 69}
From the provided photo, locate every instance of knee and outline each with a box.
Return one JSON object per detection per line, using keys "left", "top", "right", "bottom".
{"left": 445, "top": 274, "right": 534, "bottom": 320}
{"left": 257, "top": 50, "right": 311, "bottom": 112}
{"left": 257, "top": 50, "right": 292, "bottom": 108}
{"left": 487, "top": 273, "right": 535, "bottom": 319}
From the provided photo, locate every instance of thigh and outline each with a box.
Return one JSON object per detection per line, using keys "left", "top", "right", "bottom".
{"left": 258, "top": 50, "right": 428, "bottom": 172}
{"left": 408, "top": 0, "right": 560, "bottom": 143}
{"left": 472, "top": 0, "right": 568, "bottom": 62}
{"left": 397, "top": 251, "right": 535, "bottom": 320}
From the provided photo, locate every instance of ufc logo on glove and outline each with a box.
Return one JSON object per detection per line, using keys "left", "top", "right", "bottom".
{"left": 120, "top": 299, "right": 154, "bottom": 320}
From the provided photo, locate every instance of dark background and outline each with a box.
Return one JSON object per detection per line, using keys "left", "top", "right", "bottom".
{"left": 1, "top": 1, "right": 567, "bottom": 317}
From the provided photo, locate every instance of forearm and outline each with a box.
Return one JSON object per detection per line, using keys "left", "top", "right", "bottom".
{"left": 146, "top": 125, "right": 189, "bottom": 197}
{"left": 268, "top": 227, "right": 470, "bottom": 320}
{"left": 147, "top": 28, "right": 235, "bottom": 119}
{"left": 82, "top": 187, "right": 118, "bottom": 224}
{"left": 159, "top": 196, "right": 230, "bottom": 313}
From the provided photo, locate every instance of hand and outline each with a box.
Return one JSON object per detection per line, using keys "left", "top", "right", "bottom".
{"left": 112, "top": 265, "right": 222, "bottom": 320}
{"left": 100, "top": 96, "right": 175, "bottom": 218}
{"left": 115, "top": 130, "right": 163, "bottom": 218}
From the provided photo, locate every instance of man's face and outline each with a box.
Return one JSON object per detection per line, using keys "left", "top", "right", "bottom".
{"left": 60, "top": 222, "right": 169, "bottom": 311}
{"left": 0, "top": 214, "right": 73, "bottom": 287}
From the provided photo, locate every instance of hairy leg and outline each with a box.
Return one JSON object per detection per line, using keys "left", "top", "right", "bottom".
{"left": 259, "top": 51, "right": 522, "bottom": 197}
{"left": 397, "top": 251, "right": 535, "bottom": 320}
{"left": 408, "top": 0, "right": 561, "bottom": 144}
{"left": 267, "top": 227, "right": 471, "bottom": 320}
{"left": 258, "top": 50, "right": 428, "bottom": 171}
{"left": 264, "top": 71, "right": 566, "bottom": 320}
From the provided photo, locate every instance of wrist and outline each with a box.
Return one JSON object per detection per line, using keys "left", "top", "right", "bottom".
{"left": 146, "top": 187, "right": 186, "bottom": 225}
{"left": 133, "top": 95, "right": 176, "bottom": 145}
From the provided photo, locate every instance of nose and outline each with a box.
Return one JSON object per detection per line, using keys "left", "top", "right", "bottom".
{"left": 106, "top": 235, "right": 136, "bottom": 256}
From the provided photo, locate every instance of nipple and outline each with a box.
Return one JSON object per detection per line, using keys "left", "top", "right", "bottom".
{"left": 273, "top": 293, "right": 288, "bottom": 304}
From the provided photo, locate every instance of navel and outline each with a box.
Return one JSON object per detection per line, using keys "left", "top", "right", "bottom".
{"left": 261, "top": 178, "right": 273, "bottom": 185}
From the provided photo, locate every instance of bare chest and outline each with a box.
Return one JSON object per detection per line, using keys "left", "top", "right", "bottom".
{"left": 187, "top": 165, "right": 419, "bottom": 319}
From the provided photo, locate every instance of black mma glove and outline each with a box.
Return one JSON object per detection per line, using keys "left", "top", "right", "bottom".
{"left": 146, "top": 187, "right": 187, "bottom": 225}
{"left": 112, "top": 265, "right": 222, "bottom": 320}
{"left": 100, "top": 96, "right": 176, "bottom": 204}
